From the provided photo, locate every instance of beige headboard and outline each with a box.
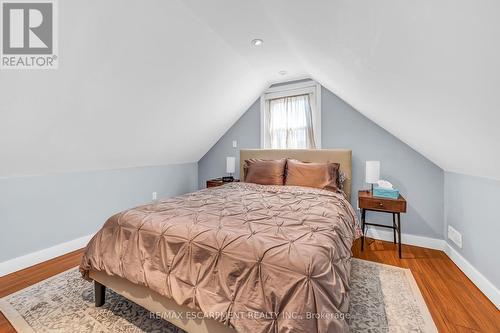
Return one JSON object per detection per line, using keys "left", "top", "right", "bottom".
{"left": 239, "top": 149, "right": 352, "bottom": 200}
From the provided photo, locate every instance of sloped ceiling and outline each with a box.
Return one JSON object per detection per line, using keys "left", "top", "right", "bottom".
{"left": 1, "top": 0, "right": 499, "bottom": 180}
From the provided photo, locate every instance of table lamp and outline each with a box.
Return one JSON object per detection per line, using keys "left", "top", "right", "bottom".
{"left": 223, "top": 156, "right": 235, "bottom": 182}
{"left": 365, "top": 161, "right": 380, "bottom": 193}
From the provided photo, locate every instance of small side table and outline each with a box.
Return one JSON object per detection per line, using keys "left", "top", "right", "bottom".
{"left": 358, "top": 190, "right": 407, "bottom": 258}
{"left": 206, "top": 178, "right": 240, "bottom": 188}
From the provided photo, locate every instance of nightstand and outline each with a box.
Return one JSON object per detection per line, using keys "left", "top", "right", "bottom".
{"left": 206, "top": 178, "right": 240, "bottom": 188}
{"left": 358, "top": 190, "right": 407, "bottom": 258}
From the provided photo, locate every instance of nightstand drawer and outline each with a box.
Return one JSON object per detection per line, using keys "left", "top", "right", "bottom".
{"left": 206, "top": 178, "right": 240, "bottom": 188}
{"left": 359, "top": 196, "right": 406, "bottom": 213}
{"left": 206, "top": 180, "right": 223, "bottom": 188}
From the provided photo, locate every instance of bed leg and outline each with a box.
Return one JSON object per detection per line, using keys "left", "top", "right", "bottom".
{"left": 94, "top": 281, "right": 106, "bottom": 307}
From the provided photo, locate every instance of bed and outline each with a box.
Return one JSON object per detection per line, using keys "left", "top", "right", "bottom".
{"left": 80, "top": 149, "right": 360, "bottom": 333}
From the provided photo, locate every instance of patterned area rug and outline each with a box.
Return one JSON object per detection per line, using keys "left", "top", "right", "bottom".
{"left": 0, "top": 259, "right": 437, "bottom": 332}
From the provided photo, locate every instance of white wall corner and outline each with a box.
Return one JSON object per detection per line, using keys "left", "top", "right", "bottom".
{"left": 0, "top": 234, "right": 94, "bottom": 277}
{"left": 444, "top": 243, "right": 500, "bottom": 310}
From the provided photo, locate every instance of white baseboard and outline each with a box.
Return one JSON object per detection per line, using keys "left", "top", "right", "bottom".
{"left": 444, "top": 243, "right": 500, "bottom": 310}
{"left": 2, "top": 230, "right": 498, "bottom": 310}
{"left": 364, "top": 227, "right": 446, "bottom": 251}
{"left": 365, "top": 227, "right": 499, "bottom": 309}
{"left": 0, "top": 234, "right": 93, "bottom": 277}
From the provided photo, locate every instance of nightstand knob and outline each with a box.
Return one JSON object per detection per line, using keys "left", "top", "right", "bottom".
{"left": 379, "top": 203, "right": 383, "bottom": 207}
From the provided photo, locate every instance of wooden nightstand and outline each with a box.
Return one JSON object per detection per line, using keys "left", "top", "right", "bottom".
{"left": 358, "top": 190, "right": 407, "bottom": 258}
{"left": 206, "top": 178, "right": 240, "bottom": 188}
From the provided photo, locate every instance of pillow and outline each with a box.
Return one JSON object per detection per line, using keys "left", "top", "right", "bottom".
{"left": 285, "top": 159, "right": 341, "bottom": 191}
{"left": 244, "top": 158, "right": 287, "bottom": 185}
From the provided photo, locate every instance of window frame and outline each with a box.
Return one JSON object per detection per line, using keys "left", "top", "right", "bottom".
{"left": 260, "top": 80, "right": 322, "bottom": 149}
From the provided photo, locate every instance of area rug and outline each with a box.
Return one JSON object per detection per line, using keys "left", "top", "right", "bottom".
{"left": 0, "top": 259, "right": 437, "bottom": 332}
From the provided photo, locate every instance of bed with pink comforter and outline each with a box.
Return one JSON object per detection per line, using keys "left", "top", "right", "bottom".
{"left": 80, "top": 182, "right": 361, "bottom": 333}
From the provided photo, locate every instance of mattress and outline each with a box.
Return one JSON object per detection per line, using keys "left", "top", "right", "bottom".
{"left": 80, "top": 182, "right": 361, "bottom": 333}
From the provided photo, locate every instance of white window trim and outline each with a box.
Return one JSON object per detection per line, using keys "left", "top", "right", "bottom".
{"left": 260, "top": 80, "right": 321, "bottom": 149}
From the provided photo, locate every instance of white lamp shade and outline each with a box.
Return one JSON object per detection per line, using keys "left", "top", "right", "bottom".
{"left": 226, "top": 156, "right": 236, "bottom": 174}
{"left": 365, "top": 161, "right": 380, "bottom": 184}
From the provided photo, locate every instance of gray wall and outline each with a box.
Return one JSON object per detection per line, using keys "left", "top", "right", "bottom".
{"left": 198, "top": 85, "right": 444, "bottom": 239}
{"left": 0, "top": 163, "right": 198, "bottom": 262}
{"left": 444, "top": 172, "right": 500, "bottom": 288}
{"left": 198, "top": 99, "right": 261, "bottom": 187}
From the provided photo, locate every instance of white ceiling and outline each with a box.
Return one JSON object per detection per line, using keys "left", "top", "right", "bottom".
{"left": 1, "top": 0, "right": 499, "bottom": 180}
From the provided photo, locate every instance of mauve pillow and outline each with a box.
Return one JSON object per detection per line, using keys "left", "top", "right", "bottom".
{"left": 244, "top": 158, "right": 287, "bottom": 185}
{"left": 285, "top": 159, "right": 340, "bottom": 191}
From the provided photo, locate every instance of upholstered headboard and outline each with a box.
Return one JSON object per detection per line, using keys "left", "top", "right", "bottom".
{"left": 239, "top": 149, "right": 352, "bottom": 200}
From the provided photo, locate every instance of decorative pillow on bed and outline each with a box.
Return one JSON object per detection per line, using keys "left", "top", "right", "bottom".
{"left": 244, "top": 158, "right": 287, "bottom": 185}
{"left": 285, "top": 159, "right": 341, "bottom": 191}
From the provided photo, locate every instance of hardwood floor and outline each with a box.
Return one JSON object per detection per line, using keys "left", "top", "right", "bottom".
{"left": 0, "top": 240, "right": 498, "bottom": 332}
{"left": 352, "top": 238, "right": 499, "bottom": 333}
{"left": 0, "top": 249, "right": 85, "bottom": 333}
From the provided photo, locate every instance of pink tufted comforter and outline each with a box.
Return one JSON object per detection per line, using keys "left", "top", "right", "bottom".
{"left": 80, "top": 182, "right": 361, "bottom": 333}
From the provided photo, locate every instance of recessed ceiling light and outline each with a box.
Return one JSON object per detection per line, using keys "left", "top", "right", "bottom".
{"left": 251, "top": 39, "right": 263, "bottom": 47}
{"left": 278, "top": 70, "right": 288, "bottom": 76}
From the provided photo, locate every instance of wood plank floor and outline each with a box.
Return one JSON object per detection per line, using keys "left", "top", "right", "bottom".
{"left": 352, "top": 238, "right": 499, "bottom": 333}
{"left": 0, "top": 240, "right": 498, "bottom": 332}
{"left": 0, "top": 249, "right": 85, "bottom": 333}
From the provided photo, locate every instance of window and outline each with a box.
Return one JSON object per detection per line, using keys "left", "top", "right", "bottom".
{"left": 261, "top": 80, "right": 321, "bottom": 149}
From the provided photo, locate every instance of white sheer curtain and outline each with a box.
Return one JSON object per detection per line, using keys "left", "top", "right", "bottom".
{"left": 268, "top": 94, "right": 316, "bottom": 149}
